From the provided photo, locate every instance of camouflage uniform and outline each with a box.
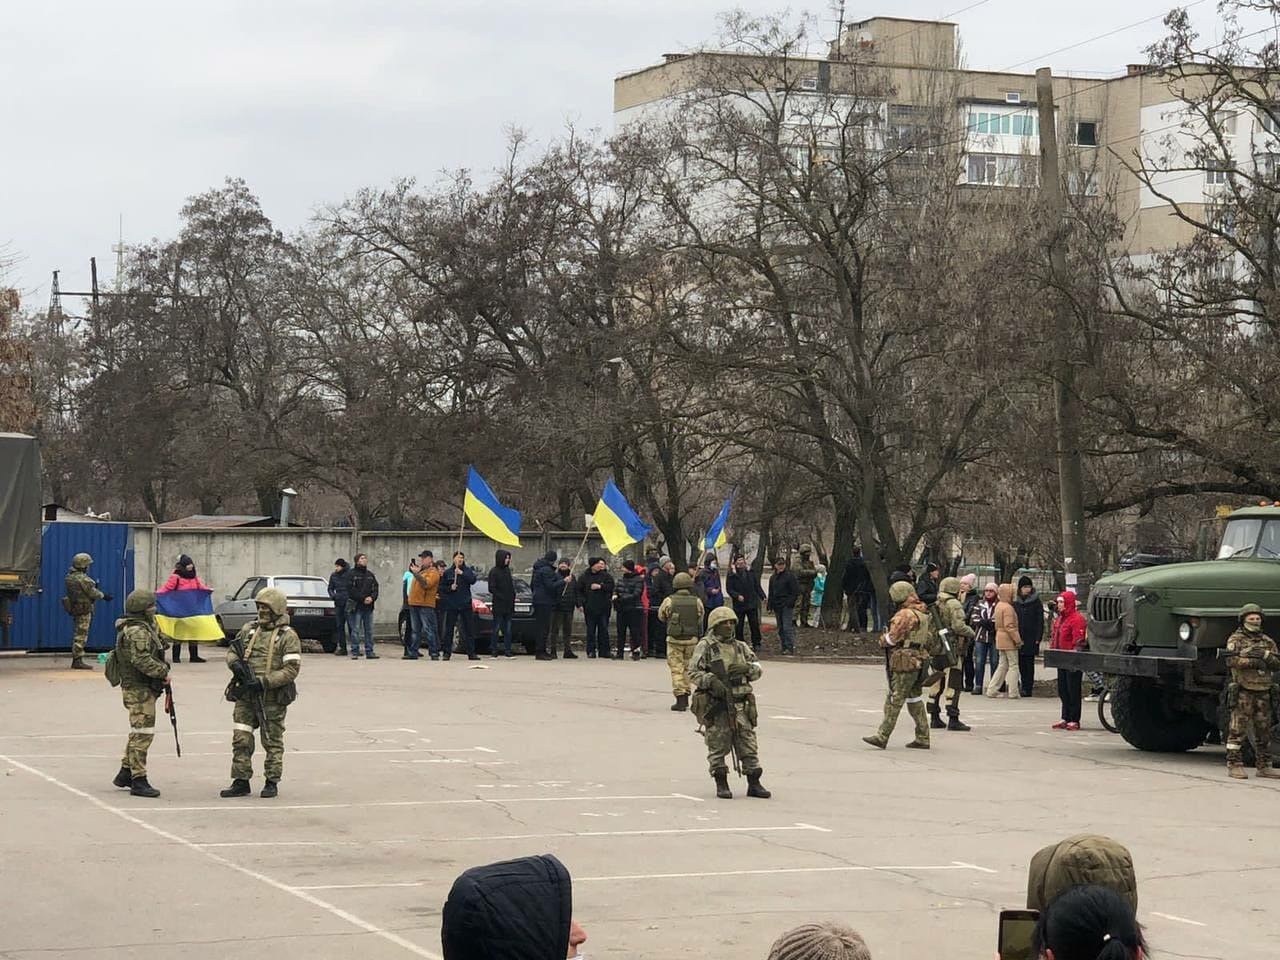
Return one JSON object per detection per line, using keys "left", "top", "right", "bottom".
{"left": 1224, "top": 603, "right": 1280, "bottom": 780}
{"left": 222, "top": 588, "right": 302, "bottom": 798}
{"left": 658, "top": 573, "right": 705, "bottom": 711}
{"left": 864, "top": 581, "right": 943, "bottom": 750}
{"left": 927, "top": 577, "right": 975, "bottom": 731}
{"left": 64, "top": 553, "right": 104, "bottom": 667}
{"left": 111, "top": 590, "right": 170, "bottom": 796}
{"left": 794, "top": 545, "right": 818, "bottom": 626}
{"left": 689, "top": 607, "right": 770, "bottom": 799}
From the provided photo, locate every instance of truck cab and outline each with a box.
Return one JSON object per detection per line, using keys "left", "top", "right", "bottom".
{"left": 1046, "top": 505, "right": 1280, "bottom": 752}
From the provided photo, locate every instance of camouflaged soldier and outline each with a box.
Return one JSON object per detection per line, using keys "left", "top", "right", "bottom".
{"left": 926, "top": 576, "right": 975, "bottom": 732}
{"left": 863, "top": 580, "right": 944, "bottom": 750}
{"left": 794, "top": 544, "right": 818, "bottom": 627}
{"left": 64, "top": 552, "right": 109, "bottom": 670}
{"left": 689, "top": 607, "right": 770, "bottom": 800}
{"left": 1224, "top": 603, "right": 1280, "bottom": 780}
{"left": 110, "top": 590, "right": 170, "bottom": 798}
{"left": 658, "top": 572, "right": 705, "bottom": 711}
{"left": 220, "top": 587, "right": 301, "bottom": 799}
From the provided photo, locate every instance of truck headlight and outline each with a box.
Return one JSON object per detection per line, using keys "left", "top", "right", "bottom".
{"left": 1178, "top": 621, "right": 1193, "bottom": 642}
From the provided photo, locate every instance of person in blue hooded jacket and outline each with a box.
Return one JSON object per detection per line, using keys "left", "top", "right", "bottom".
{"left": 442, "top": 854, "right": 588, "bottom": 960}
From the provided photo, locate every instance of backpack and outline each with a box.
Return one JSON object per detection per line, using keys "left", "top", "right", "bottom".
{"left": 104, "top": 649, "right": 122, "bottom": 687}
{"left": 1026, "top": 834, "right": 1137, "bottom": 911}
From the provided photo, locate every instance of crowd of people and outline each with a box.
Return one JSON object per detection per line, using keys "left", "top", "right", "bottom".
{"left": 438, "top": 831, "right": 1146, "bottom": 959}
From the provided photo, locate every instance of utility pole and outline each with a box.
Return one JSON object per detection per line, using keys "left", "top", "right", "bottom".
{"left": 1036, "top": 67, "right": 1090, "bottom": 599}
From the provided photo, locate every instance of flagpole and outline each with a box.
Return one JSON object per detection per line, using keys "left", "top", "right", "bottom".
{"left": 567, "top": 515, "right": 595, "bottom": 574}
{"left": 456, "top": 507, "right": 466, "bottom": 557}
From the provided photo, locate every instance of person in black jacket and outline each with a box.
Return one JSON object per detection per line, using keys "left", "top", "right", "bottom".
{"left": 727, "top": 555, "right": 766, "bottom": 650}
{"left": 915, "top": 561, "right": 941, "bottom": 607}
{"left": 530, "top": 549, "right": 560, "bottom": 660}
{"left": 347, "top": 553, "right": 380, "bottom": 660}
{"left": 1014, "top": 574, "right": 1045, "bottom": 696}
{"left": 486, "top": 549, "right": 517, "bottom": 659}
{"left": 577, "top": 557, "right": 615, "bottom": 659}
{"left": 766, "top": 557, "right": 800, "bottom": 654}
{"left": 441, "top": 853, "right": 587, "bottom": 960}
{"left": 327, "top": 558, "right": 352, "bottom": 656}
{"left": 841, "top": 547, "right": 873, "bottom": 633}
{"left": 548, "top": 558, "right": 578, "bottom": 658}
{"left": 613, "top": 559, "right": 646, "bottom": 660}
{"left": 442, "top": 551, "right": 479, "bottom": 661}
{"left": 647, "top": 558, "right": 675, "bottom": 658}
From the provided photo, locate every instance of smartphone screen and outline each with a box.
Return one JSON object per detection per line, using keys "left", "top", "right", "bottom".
{"left": 998, "top": 910, "right": 1039, "bottom": 960}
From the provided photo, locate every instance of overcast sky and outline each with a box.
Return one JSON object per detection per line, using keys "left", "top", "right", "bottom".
{"left": 1, "top": 0, "right": 1244, "bottom": 303}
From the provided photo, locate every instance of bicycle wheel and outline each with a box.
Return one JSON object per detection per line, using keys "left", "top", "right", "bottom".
{"left": 1098, "top": 686, "right": 1118, "bottom": 734}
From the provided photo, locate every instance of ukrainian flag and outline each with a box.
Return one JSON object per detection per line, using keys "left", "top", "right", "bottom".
{"left": 155, "top": 589, "right": 224, "bottom": 643}
{"left": 701, "top": 495, "right": 733, "bottom": 552}
{"left": 593, "top": 478, "right": 651, "bottom": 554}
{"left": 463, "top": 466, "right": 522, "bottom": 547}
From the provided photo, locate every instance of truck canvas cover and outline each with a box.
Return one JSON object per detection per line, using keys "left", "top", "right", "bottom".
{"left": 0, "top": 433, "right": 41, "bottom": 586}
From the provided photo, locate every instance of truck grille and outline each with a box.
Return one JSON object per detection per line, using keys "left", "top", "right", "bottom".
{"left": 1091, "top": 595, "right": 1123, "bottom": 623}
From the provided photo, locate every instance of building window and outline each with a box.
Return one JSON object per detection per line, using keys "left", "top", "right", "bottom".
{"left": 969, "top": 110, "right": 1037, "bottom": 137}
{"left": 1206, "top": 160, "right": 1231, "bottom": 186}
{"left": 1220, "top": 111, "right": 1238, "bottom": 136}
{"left": 1067, "top": 171, "right": 1100, "bottom": 196}
{"left": 967, "top": 153, "right": 999, "bottom": 184}
{"left": 1074, "top": 121, "right": 1098, "bottom": 146}
{"left": 1259, "top": 107, "right": 1280, "bottom": 135}
{"left": 967, "top": 153, "right": 1038, "bottom": 186}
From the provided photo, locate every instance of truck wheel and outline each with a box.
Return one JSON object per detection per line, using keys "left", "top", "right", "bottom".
{"left": 1111, "top": 677, "right": 1207, "bottom": 752}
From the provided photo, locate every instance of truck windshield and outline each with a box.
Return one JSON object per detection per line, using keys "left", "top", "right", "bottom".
{"left": 1217, "top": 518, "right": 1280, "bottom": 559}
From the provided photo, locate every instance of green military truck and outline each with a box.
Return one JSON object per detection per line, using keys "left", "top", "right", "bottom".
{"left": 0, "top": 433, "right": 43, "bottom": 648}
{"left": 1046, "top": 504, "right": 1280, "bottom": 752}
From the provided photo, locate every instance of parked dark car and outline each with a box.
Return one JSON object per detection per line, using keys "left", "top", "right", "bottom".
{"left": 399, "top": 576, "right": 538, "bottom": 654}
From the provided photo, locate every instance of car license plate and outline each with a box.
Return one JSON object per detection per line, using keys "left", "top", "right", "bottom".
{"left": 515, "top": 603, "right": 531, "bottom": 614}
{"left": 295, "top": 607, "right": 323, "bottom": 616}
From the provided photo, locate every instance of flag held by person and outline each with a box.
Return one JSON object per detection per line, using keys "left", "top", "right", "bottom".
{"left": 593, "top": 478, "right": 651, "bottom": 554}
{"left": 701, "top": 494, "right": 733, "bottom": 552}
{"left": 154, "top": 589, "right": 223, "bottom": 643}
{"left": 463, "top": 466, "right": 522, "bottom": 546}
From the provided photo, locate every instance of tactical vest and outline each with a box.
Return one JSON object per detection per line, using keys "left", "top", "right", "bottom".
{"left": 1230, "top": 631, "right": 1278, "bottom": 692}
{"left": 65, "top": 573, "right": 94, "bottom": 615}
{"left": 667, "top": 592, "right": 702, "bottom": 640}
{"left": 888, "top": 607, "right": 934, "bottom": 673}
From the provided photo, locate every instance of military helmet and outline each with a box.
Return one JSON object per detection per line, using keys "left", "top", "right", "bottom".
{"left": 72, "top": 552, "right": 93, "bottom": 570}
{"left": 1240, "top": 602, "right": 1264, "bottom": 622}
{"left": 673, "top": 572, "right": 694, "bottom": 590}
{"left": 255, "top": 587, "right": 289, "bottom": 618}
{"left": 125, "top": 589, "right": 156, "bottom": 614}
{"left": 939, "top": 576, "right": 962, "bottom": 596}
{"left": 707, "top": 606, "right": 739, "bottom": 629}
{"left": 799, "top": 543, "right": 813, "bottom": 554}
{"left": 889, "top": 580, "right": 915, "bottom": 604}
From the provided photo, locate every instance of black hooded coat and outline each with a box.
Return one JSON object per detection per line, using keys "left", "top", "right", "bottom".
{"left": 487, "top": 550, "right": 516, "bottom": 617}
{"left": 441, "top": 854, "right": 572, "bottom": 960}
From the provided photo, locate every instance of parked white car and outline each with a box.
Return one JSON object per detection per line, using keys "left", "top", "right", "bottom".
{"left": 214, "top": 575, "right": 336, "bottom": 645}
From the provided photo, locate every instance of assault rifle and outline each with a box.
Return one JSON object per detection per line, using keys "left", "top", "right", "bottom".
{"left": 229, "top": 634, "right": 269, "bottom": 743}
{"left": 163, "top": 681, "right": 181, "bottom": 757}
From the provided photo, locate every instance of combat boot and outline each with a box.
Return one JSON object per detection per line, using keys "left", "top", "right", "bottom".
{"left": 70, "top": 658, "right": 93, "bottom": 671}
{"left": 112, "top": 766, "right": 133, "bottom": 788}
{"left": 861, "top": 735, "right": 887, "bottom": 750}
{"left": 928, "top": 707, "right": 946, "bottom": 730}
{"left": 1257, "top": 764, "right": 1280, "bottom": 780}
{"left": 130, "top": 777, "right": 160, "bottom": 798}
{"left": 1227, "top": 763, "right": 1247, "bottom": 780}
{"left": 671, "top": 694, "right": 689, "bottom": 712}
{"left": 713, "top": 769, "right": 733, "bottom": 799}
{"left": 947, "top": 717, "right": 971, "bottom": 732}
{"left": 906, "top": 739, "right": 930, "bottom": 749}
{"left": 261, "top": 780, "right": 279, "bottom": 798}
{"left": 746, "top": 770, "right": 771, "bottom": 799}
{"left": 220, "top": 778, "right": 252, "bottom": 797}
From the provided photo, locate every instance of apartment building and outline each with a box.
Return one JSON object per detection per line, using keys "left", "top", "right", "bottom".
{"left": 613, "top": 16, "right": 1266, "bottom": 257}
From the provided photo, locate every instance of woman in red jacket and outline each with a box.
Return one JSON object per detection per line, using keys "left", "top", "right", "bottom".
{"left": 1050, "top": 590, "right": 1087, "bottom": 729}
{"left": 157, "top": 554, "right": 211, "bottom": 663}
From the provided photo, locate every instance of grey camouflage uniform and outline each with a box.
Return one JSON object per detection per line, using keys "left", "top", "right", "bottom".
{"left": 226, "top": 589, "right": 302, "bottom": 783}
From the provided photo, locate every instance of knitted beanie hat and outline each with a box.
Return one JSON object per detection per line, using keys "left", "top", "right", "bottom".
{"left": 767, "top": 922, "right": 872, "bottom": 960}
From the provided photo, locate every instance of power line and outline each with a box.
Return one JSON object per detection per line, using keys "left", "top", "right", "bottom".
{"left": 1000, "top": 1, "right": 1208, "bottom": 73}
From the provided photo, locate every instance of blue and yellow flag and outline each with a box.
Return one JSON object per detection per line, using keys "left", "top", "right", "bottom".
{"left": 593, "top": 478, "right": 651, "bottom": 554}
{"left": 463, "top": 466, "right": 522, "bottom": 546}
{"left": 701, "top": 495, "right": 733, "bottom": 552}
{"left": 155, "top": 589, "right": 223, "bottom": 643}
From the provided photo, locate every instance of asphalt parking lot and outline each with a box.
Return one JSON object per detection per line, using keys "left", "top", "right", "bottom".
{"left": 2, "top": 648, "right": 1275, "bottom": 960}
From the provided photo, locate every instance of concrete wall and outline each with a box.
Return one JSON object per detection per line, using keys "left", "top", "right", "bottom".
{"left": 134, "top": 527, "right": 617, "bottom": 637}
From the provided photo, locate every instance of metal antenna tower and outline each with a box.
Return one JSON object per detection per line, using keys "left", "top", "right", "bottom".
{"left": 111, "top": 214, "right": 126, "bottom": 291}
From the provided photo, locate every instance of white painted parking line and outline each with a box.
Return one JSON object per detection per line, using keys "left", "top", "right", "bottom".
{"left": 1152, "top": 912, "right": 1208, "bottom": 927}
{"left": 195, "top": 822, "right": 829, "bottom": 847}
{"left": 5, "top": 747, "right": 502, "bottom": 759}
{"left": 141, "top": 793, "right": 704, "bottom": 813}
{"left": 1, "top": 754, "right": 442, "bottom": 960}
{"left": 770, "top": 715, "right": 815, "bottom": 721}
{"left": 389, "top": 759, "right": 515, "bottom": 765}
{"left": 576, "top": 862, "right": 998, "bottom": 882}
{"left": 362, "top": 727, "right": 419, "bottom": 733}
